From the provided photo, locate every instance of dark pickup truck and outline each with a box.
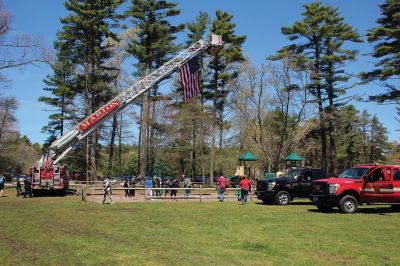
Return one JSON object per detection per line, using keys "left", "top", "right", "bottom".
{"left": 256, "top": 167, "right": 326, "bottom": 205}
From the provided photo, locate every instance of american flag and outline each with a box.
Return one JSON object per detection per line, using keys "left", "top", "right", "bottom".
{"left": 44, "top": 152, "right": 53, "bottom": 170}
{"left": 180, "top": 56, "right": 201, "bottom": 101}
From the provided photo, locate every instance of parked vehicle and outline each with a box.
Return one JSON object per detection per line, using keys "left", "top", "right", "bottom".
{"left": 256, "top": 167, "right": 326, "bottom": 205}
{"left": 311, "top": 165, "right": 400, "bottom": 214}
{"left": 29, "top": 165, "right": 69, "bottom": 194}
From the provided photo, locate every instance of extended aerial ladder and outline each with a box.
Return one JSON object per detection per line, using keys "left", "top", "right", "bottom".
{"left": 31, "top": 35, "right": 222, "bottom": 190}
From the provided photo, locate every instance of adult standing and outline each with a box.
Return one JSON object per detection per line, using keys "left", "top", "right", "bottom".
{"left": 170, "top": 177, "right": 179, "bottom": 201}
{"left": 239, "top": 176, "right": 251, "bottom": 205}
{"left": 0, "top": 175, "right": 5, "bottom": 197}
{"left": 155, "top": 177, "right": 162, "bottom": 197}
{"left": 217, "top": 174, "right": 226, "bottom": 202}
{"left": 165, "top": 177, "right": 170, "bottom": 197}
{"left": 123, "top": 180, "right": 130, "bottom": 198}
{"left": 145, "top": 177, "right": 153, "bottom": 198}
{"left": 102, "top": 177, "right": 113, "bottom": 204}
{"left": 16, "top": 178, "right": 22, "bottom": 196}
{"left": 183, "top": 175, "right": 191, "bottom": 199}
{"left": 23, "top": 177, "right": 32, "bottom": 198}
{"left": 129, "top": 177, "right": 136, "bottom": 197}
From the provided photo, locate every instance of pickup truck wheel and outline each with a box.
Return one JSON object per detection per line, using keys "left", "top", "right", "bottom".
{"left": 317, "top": 205, "right": 332, "bottom": 212}
{"left": 275, "top": 191, "right": 290, "bottom": 205}
{"left": 339, "top": 195, "right": 358, "bottom": 214}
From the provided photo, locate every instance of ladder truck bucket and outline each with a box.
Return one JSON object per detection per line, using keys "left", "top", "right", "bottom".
{"left": 211, "top": 34, "right": 222, "bottom": 46}
{"left": 208, "top": 34, "right": 223, "bottom": 54}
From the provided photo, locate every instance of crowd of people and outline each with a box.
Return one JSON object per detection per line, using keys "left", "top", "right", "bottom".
{"left": 1, "top": 174, "right": 253, "bottom": 205}
{"left": 0, "top": 176, "right": 33, "bottom": 198}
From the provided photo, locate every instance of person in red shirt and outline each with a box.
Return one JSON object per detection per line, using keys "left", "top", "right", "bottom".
{"left": 217, "top": 175, "right": 226, "bottom": 202}
{"left": 239, "top": 176, "right": 251, "bottom": 205}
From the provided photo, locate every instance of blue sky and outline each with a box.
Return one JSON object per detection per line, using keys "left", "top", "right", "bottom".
{"left": 3, "top": 0, "right": 398, "bottom": 144}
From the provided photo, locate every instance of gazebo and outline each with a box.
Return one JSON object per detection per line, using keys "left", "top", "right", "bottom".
{"left": 238, "top": 152, "right": 258, "bottom": 178}
{"left": 284, "top": 152, "right": 303, "bottom": 168}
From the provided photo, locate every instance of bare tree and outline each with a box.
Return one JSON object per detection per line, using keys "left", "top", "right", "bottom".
{"left": 229, "top": 60, "right": 313, "bottom": 171}
{"left": 0, "top": 1, "right": 51, "bottom": 86}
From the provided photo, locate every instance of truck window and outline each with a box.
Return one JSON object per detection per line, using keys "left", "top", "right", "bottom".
{"left": 312, "top": 170, "right": 322, "bottom": 179}
{"left": 303, "top": 171, "right": 312, "bottom": 181}
{"left": 371, "top": 169, "right": 383, "bottom": 181}
{"left": 394, "top": 169, "right": 400, "bottom": 181}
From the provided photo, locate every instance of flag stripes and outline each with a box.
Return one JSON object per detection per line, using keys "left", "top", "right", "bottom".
{"left": 180, "top": 57, "right": 201, "bottom": 101}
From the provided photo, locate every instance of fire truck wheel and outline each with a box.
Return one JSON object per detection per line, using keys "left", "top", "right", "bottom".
{"left": 339, "top": 195, "right": 358, "bottom": 214}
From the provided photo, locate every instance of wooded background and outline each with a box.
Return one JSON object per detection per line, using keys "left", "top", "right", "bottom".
{"left": 1, "top": 0, "right": 399, "bottom": 180}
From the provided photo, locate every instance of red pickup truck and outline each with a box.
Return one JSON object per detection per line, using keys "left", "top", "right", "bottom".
{"left": 311, "top": 165, "right": 400, "bottom": 214}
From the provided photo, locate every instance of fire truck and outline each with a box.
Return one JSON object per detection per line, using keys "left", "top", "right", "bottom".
{"left": 30, "top": 35, "right": 223, "bottom": 193}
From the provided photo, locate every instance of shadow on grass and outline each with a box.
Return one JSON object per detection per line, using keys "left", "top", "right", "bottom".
{"left": 255, "top": 201, "right": 313, "bottom": 206}
{"left": 307, "top": 207, "right": 400, "bottom": 215}
{"left": 32, "top": 190, "right": 67, "bottom": 197}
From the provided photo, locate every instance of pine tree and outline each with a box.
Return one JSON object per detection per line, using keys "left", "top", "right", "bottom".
{"left": 369, "top": 115, "right": 388, "bottom": 162}
{"left": 56, "top": 0, "right": 123, "bottom": 180}
{"left": 39, "top": 58, "right": 75, "bottom": 142}
{"left": 124, "top": 0, "right": 184, "bottom": 179}
{"left": 206, "top": 10, "right": 246, "bottom": 180}
{"left": 364, "top": 0, "right": 400, "bottom": 103}
{"left": 322, "top": 5, "right": 361, "bottom": 175}
{"left": 271, "top": 2, "right": 360, "bottom": 175}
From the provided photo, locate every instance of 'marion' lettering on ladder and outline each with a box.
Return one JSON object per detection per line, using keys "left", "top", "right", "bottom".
{"left": 79, "top": 100, "right": 121, "bottom": 132}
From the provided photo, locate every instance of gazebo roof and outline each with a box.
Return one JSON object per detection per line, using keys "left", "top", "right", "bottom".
{"left": 239, "top": 152, "right": 258, "bottom": 161}
{"left": 284, "top": 152, "right": 303, "bottom": 161}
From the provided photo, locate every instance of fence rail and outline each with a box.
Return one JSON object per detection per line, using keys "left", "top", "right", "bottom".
{"left": 69, "top": 184, "right": 253, "bottom": 203}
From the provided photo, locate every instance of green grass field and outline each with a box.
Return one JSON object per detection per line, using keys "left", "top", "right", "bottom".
{"left": 1, "top": 188, "right": 400, "bottom": 266}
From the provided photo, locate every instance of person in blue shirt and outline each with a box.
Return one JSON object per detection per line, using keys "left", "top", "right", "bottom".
{"left": 0, "top": 175, "right": 5, "bottom": 197}
{"left": 145, "top": 178, "right": 153, "bottom": 197}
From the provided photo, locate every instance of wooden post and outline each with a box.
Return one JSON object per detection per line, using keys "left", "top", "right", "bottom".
{"left": 81, "top": 186, "right": 86, "bottom": 202}
{"left": 199, "top": 184, "right": 202, "bottom": 202}
{"left": 145, "top": 188, "right": 147, "bottom": 202}
{"left": 92, "top": 183, "right": 95, "bottom": 198}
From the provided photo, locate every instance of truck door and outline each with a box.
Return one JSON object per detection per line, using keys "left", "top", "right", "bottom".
{"left": 361, "top": 167, "right": 393, "bottom": 203}
{"left": 392, "top": 167, "right": 400, "bottom": 204}
{"left": 297, "top": 170, "right": 313, "bottom": 198}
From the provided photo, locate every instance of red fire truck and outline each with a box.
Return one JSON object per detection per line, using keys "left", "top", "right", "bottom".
{"left": 30, "top": 35, "right": 222, "bottom": 194}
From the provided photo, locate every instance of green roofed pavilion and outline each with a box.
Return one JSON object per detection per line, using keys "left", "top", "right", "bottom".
{"left": 239, "top": 152, "right": 258, "bottom": 161}
{"left": 284, "top": 152, "right": 303, "bottom": 161}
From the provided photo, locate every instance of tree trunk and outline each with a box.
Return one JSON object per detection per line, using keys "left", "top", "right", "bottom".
{"left": 118, "top": 113, "right": 123, "bottom": 177}
{"left": 209, "top": 57, "right": 218, "bottom": 184}
{"left": 139, "top": 84, "right": 149, "bottom": 180}
{"left": 107, "top": 114, "right": 118, "bottom": 177}
{"left": 314, "top": 44, "right": 327, "bottom": 173}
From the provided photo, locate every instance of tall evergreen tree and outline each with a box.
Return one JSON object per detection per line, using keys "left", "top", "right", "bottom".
{"left": 271, "top": 2, "right": 360, "bottom": 175}
{"left": 321, "top": 6, "right": 361, "bottom": 175}
{"left": 369, "top": 115, "right": 388, "bottom": 162}
{"left": 206, "top": 10, "right": 245, "bottom": 180}
{"left": 56, "top": 0, "right": 122, "bottom": 180}
{"left": 39, "top": 58, "right": 75, "bottom": 143}
{"left": 124, "top": 0, "right": 184, "bottom": 179}
{"left": 363, "top": 0, "right": 400, "bottom": 103}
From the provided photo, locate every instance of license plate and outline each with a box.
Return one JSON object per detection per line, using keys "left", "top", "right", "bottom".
{"left": 313, "top": 196, "right": 318, "bottom": 202}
